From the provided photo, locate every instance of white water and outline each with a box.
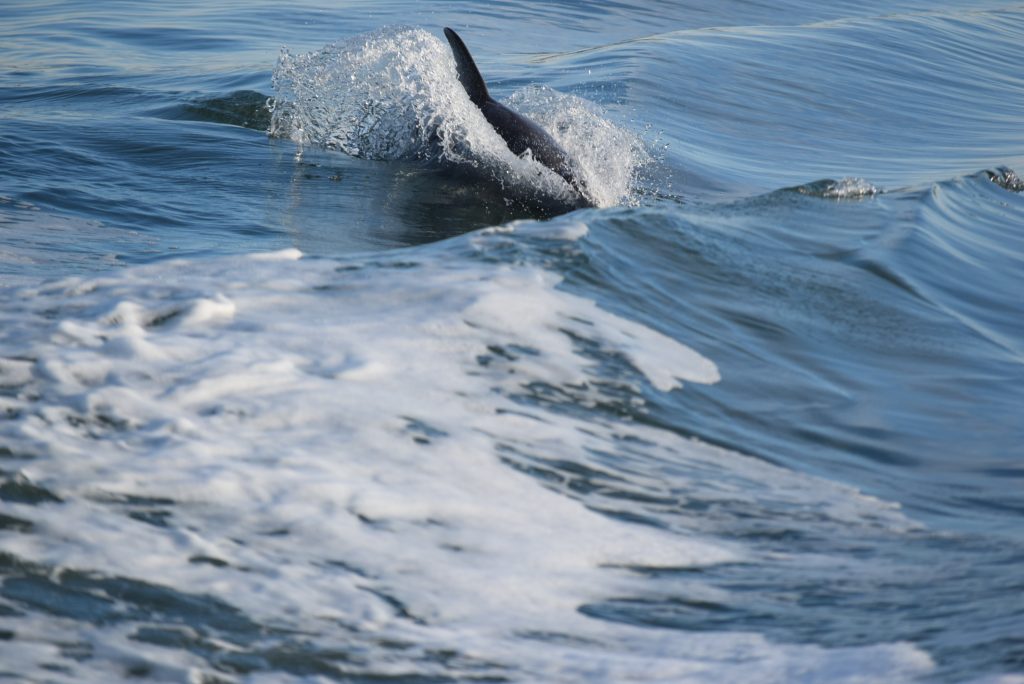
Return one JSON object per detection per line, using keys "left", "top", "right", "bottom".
{"left": 0, "top": 220, "right": 933, "bottom": 682}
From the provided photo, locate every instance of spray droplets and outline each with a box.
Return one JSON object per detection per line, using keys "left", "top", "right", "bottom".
{"left": 270, "top": 27, "right": 649, "bottom": 209}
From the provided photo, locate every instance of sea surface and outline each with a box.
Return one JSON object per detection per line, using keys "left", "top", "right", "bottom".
{"left": 2, "top": 1, "right": 1023, "bottom": 682}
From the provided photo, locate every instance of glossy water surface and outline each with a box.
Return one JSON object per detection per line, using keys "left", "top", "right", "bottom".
{"left": 2, "top": 1, "right": 1023, "bottom": 682}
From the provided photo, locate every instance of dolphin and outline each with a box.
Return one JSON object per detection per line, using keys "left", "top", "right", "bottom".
{"left": 443, "top": 27, "right": 592, "bottom": 207}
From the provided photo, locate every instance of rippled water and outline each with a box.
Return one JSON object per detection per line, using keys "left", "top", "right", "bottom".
{"left": 2, "top": 1, "right": 1023, "bottom": 682}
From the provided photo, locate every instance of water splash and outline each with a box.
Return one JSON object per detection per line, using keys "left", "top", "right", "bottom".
{"left": 269, "top": 27, "right": 646, "bottom": 208}
{"left": 506, "top": 86, "right": 651, "bottom": 208}
{"left": 787, "top": 177, "right": 880, "bottom": 199}
{"left": 986, "top": 167, "right": 1024, "bottom": 193}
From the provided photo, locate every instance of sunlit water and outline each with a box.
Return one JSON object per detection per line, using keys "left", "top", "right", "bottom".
{"left": 2, "top": 2, "right": 1023, "bottom": 682}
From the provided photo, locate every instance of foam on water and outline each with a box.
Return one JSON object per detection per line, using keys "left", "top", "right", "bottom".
{"left": 788, "top": 177, "right": 881, "bottom": 199}
{"left": 269, "top": 27, "right": 648, "bottom": 208}
{"left": 0, "top": 221, "right": 934, "bottom": 681}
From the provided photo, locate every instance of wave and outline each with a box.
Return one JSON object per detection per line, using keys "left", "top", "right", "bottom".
{"left": 784, "top": 177, "right": 880, "bottom": 199}
{"left": 0, "top": 218, "right": 935, "bottom": 682}
{"left": 598, "top": 5, "right": 1024, "bottom": 199}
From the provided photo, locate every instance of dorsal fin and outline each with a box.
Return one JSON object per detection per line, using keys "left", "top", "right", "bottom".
{"left": 443, "top": 27, "right": 490, "bottom": 108}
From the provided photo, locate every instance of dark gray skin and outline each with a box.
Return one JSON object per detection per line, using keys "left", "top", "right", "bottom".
{"left": 443, "top": 27, "right": 592, "bottom": 207}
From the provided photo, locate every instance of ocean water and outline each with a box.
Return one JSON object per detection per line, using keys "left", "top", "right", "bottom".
{"left": 1, "top": 1, "right": 1023, "bottom": 682}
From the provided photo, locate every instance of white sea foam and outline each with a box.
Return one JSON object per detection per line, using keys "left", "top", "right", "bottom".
{"left": 0, "top": 224, "right": 931, "bottom": 681}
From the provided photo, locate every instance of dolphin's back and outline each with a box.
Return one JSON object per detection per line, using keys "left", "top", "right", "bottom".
{"left": 483, "top": 100, "right": 572, "bottom": 173}
{"left": 442, "top": 27, "right": 592, "bottom": 207}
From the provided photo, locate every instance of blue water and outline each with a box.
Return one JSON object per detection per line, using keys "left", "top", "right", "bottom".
{"left": 2, "top": 1, "right": 1023, "bottom": 682}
